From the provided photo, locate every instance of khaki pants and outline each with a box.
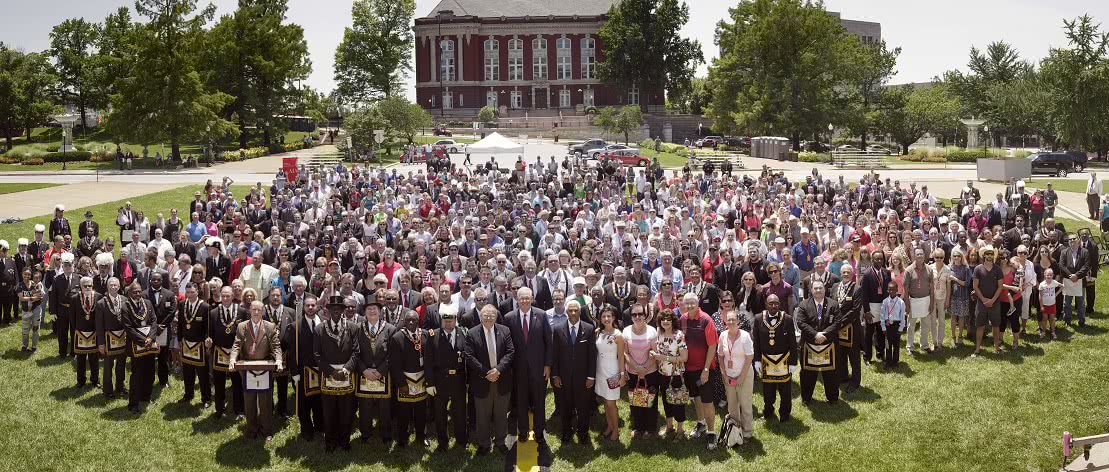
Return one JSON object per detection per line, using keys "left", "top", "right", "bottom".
{"left": 723, "top": 367, "right": 754, "bottom": 439}
{"left": 907, "top": 296, "right": 930, "bottom": 350}
{"left": 930, "top": 297, "right": 946, "bottom": 347}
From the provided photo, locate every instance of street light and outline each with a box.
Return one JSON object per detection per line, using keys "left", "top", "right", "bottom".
{"left": 983, "top": 125, "right": 990, "bottom": 158}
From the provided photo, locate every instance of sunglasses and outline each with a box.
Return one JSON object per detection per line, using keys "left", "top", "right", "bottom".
{"left": 631, "top": 313, "right": 645, "bottom": 318}
{"left": 660, "top": 282, "right": 672, "bottom": 287}
{"left": 768, "top": 269, "right": 780, "bottom": 274}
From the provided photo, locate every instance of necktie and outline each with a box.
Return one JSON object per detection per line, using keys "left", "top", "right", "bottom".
{"left": 449, "top": 332, "right": 454, "bottom": 349}
{"left": 522, "top": 314, "right": 529, "bottom": 344}
{"left": 816, "top": 303, "right": 823, "bottom": 324}
{"left": 570, "top": 325, "right": 576, "bottom": 341}
{"left": 486, "top": 328, "right": 497, "bottom": 367}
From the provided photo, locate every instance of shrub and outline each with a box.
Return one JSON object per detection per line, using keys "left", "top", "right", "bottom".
{"left": 233, "top": 147, "right": 268, "bottom": 160}
{"left": 922, "top": 155, "right": 947, "bottom": 163}
{"left": 799, "top": 151, "right": 820, "bottom": 162}
{"left": 0, "top": 156, "right": 19, "bottom": 164}
{"left": 23, "top": 158, "right": 44, "bottom": 166}
{"left": 282, "top": 142, "right": 304, "bottom": 153}
{"left": 43, "top": 151, "right": 93, "bottom": 162}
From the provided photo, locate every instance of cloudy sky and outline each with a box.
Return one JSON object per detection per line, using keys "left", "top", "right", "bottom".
{"left": 5, "top": 0, "right": 1109, "bottom": 101}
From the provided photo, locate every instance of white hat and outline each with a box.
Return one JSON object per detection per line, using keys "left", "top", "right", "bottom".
{"left": 939, "top": 216, "right": 949, "bottom": 225}
{"left": 0, "top": 240, "right": 8, "bottom": 250}
{"left": 34, "top": 224, "right": 45, "bottom": 232}
{"left": 800, "top": 227, "right": 810, "bottom": 234}
{"left": 55, "top": 204, "right": 65, "bottom": 212}
{"left": 573, "top": 276, "right": 586, "bottom": 286}
{"left": 17, "top": 238, "right": 28, "bottom": 246}
{"left": 95, "top": 253, "right": 114, "bottom": 266}
{"left": 61, "top": 253, "right": 74, "bottom": 263}
{"left": 773, "top": 237, "right": 786, "bottom": 244}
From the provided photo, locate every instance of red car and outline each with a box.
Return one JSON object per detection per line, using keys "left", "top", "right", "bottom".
{"left": 599, "top": 149, "right": 649, "bottom": 167}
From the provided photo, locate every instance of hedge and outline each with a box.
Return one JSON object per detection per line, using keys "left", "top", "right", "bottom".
{"left": 24, "top": 158, "right": 44, "bottom": 166}
{"left": 43, "top": 151, "right": 93, "bottom": 162}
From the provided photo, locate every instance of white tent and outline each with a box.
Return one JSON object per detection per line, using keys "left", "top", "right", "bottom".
{"left": 466, "top": 132, "right": 524, "bottom": 154}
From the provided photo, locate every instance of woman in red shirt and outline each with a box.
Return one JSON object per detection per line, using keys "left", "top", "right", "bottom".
{"left": 998, "top": 256, "right": 1025, "bottom": 350}
{"left": 1029, "top": 190, "right": 1045, "bottom": 230}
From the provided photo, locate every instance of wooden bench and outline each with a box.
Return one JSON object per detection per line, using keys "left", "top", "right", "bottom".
{"left": 831, "top": 151, "right": 885, "bottom": 168}
{"left": 690, "top": 153, "right": 745, "bottom": 169}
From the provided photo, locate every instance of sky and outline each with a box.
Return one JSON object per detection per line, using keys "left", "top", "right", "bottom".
{"left": 5, "top": 0, "right": 1109, "bottom": 102}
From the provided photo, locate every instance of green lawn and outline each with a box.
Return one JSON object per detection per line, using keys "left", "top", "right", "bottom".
{"left": 414, "top": 134, "right": 478, "bottom": 145}
{"left": 640, "top": 148, "right": 687, "bottom": 168}
{"left": 1024, "top": 178, "right": 1088, "bottom": 193}
{"left": 0, "top": 183, "right": 62, "bottom": 195}
{"left": 0, "top": 184, "right": 1107, "bottom": 471}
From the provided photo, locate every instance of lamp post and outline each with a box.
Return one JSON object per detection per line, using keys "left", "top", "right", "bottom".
{"left": 982, "top": 125, "right": 989, "bottom": 158}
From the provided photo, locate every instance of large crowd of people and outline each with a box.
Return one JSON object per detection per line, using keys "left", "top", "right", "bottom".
{"left": 1, "top": 152, "right": 1100, "bottom": 457}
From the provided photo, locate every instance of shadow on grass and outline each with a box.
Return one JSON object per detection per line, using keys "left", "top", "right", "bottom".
{"left": 807, "top": 400, "right": 858, "bottom": 424}
{"left": 844, "top": 385, "right": 881, "bottom": 403}
{"left": 214, "top": 435, "right": 272, "bottom": 469}
{"left": 101, "top": 403, "right": 136, "bottom": 421}
{"left": 35, "top": 355, "right": 69, "bottom": 367}
{"left": 1073, "top": 323, "right": 1108, "bottom": 336}
{"left": 192, "top": 413, "right": 234, "bottom": 435}
{"left": 1, "top": 348, "right": 32, "bottom": 360}
{"left": 162, "top": 401, "right": 202, "bottom": 421}
{"left": 76, "top": 393, "right": 112, "bottom": 409}
{"left": 49, "top": 384, "right": 85, "bottom": 401}
{"left": 733, "top": 436, "right": 767, "bottom": 460}
{"left": 764, "top": 416, "right": 809, "bottom": 439}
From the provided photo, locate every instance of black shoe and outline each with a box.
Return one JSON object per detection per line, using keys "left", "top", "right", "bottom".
{"left": 436, "top": 443, "right": 448, "bottom": 452}
{"left": 178, "top": 396, "right": 193, "bottom": 404}
{"left": 780, "top": 414, "right": 791, "bottom": 422}
{"left": 75, "top": 382, "right": 85, "bottom": 389}
{"left": 560, "top": 433, "right": 573, "bottom": 443}
{"left": 577, "top": 434, "right": 590, "bottom": 445}
{"left": 845, "top": 384, "right": 858, "bottom": 394}
{"left": 104, "top": 392, "right": 115, "bottom": 400}
{"left": 476, "top": 446, "right": 491, "bottom": 456}
{"left": 214, "top": 410, "right": 224, "bottom": 419}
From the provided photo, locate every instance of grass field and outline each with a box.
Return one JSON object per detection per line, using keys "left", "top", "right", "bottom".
{"left": 0, "top": 183, "right": 62, "bottom": 195}
{"left": 0, "top": 185, "right": 1107, "bottom": 471}
{"left": 1024, "top": 178, "right": 1089, "bottom": 194}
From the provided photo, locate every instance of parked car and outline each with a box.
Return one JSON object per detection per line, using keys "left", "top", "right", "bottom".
{"left": 1064, "top": 151, "right": 1089, "bottom": 172}
{"left": 569, "top": 138, "right": 608, "bottom": 156}
{"left": 696, "top": 136, "right": 724, "bottom": 148}
{"left": 434, "top": 139, "right": 460, "bottom": 153}
{"left": 836, "top": 144, "right": 860, "bottom": 152}
{"left": 802, "top": 141, "right": 832, "bottom": 153}
{"left": 433, "top": 127, "right": 452, "bottom": 137}
{"left": 599, "top": 149, "right": 649, "bottom": 167}
{"left": 1029, "top": 152, "right": 1077, "bottom": 177}
{"left": 590, "top": 144, "right": 631, "bottom": 159}
{"left": 723, "top": 136, "right": 750, "bottom": 148}
{"left": 865, "top": 144, "right": 891, "bottom": 155}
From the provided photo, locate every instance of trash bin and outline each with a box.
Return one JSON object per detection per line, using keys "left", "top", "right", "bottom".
{"left": 787, "top": 150, "right": 798, "bottom": 162}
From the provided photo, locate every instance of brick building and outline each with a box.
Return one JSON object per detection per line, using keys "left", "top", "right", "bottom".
{"left": 413, "top": 0, "right": 664, "bottom": 116}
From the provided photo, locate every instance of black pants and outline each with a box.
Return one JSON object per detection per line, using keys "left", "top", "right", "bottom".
{"left": 128, "top": 354, "right": 155, "bottom": 407}
{"left": 435, "top": 385, "right": 468, "bottom": 445}
{"left": 627, "top": 372, "right": 659, "bottom": 433}
{"left": 863, "top": 322, "right": 884, "bottom": 362}
{"left": 156, "top": 347, "right": 172, "bottom": 385}
{"left": 883, "top": 323, "right": 902, "bottom": 367}
{"left": 660, "top": 374, "right": 686, "bottom": 422}
{"left": 275, "top": 375, "right": 290, "bottom": 414}
{"left": 761, "top": 379, "right": 792, "bottom": 419}
{"left": 0, "top": 294, "right": 16, "bottom": 323}
{"left": 54, "top": 309, "right": 70, "bottom": 356}
{"left": 514, "top": 375, "right": 547, "bottom": 439}
{"left": 296, "top": 379, "right": 324, "bottom": 438}
{"left": 395, "top": 398, "right": 427, "bottom": 446}
{"left": 213, "top": 369, "right": 244, "bottom": 415}
{"left": 560, "top": 382, "right": 591, "bottom": 439}
{"left": 75, "top": 352, "right": 100, "bottom": 386}
{"left": 321, "top": 393, "right": 353, "bottom": 447}
{"left": 800, "top": 368, "right": 839, "bottom": 403}
{"left": 358, "top": 396, "right": 392, "bottom": 440}
{"left": 1086, "top": 281, "right": 1096, "bottom": 315}
{"left": 836, "top": 327, "right": 862, "bottom": 389}
{"left": 102, "top": 354, "right": 127, "bottom": 395}
{"left": 182, "top": 361, "right": 211, "bottom": 402}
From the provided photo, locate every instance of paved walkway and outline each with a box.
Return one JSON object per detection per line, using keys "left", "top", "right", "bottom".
{"left": 0, "top": 181, "right": 181, "bottom": 219}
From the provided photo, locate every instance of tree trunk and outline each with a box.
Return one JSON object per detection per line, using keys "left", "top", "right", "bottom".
{"left": 78, "top": 95, "right": 88, "bottom": 130}
{"left": 860, "top": 130, "right": 868, "bottom": 151}
{"left": 171, "top": 141, "right": 181, "bottom": 162}
{"left": 239, "top": 115, "right": 247, "bottom": 150}
{"left": 791, "top": 132, "right": 801, "bottom": 151}
{"left": 3, "top": 122, "right": 12, "bottom": 149}
{"left": 25, "top": 126, "right": 32, "bottom": 141}
{"left": 901, "top": 143, "right": 910, "bottom": 155}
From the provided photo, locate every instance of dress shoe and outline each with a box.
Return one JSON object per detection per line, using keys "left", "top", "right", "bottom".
{"left": 577, "top": 435, "right": 590, "bottom": 445}
{"left": 104, "top": 392, "right": 115, "bottom": 400}
{"left": 213, "top": 410, "right": 224, "bottom": 419}
{"left": 177, "top": 396, "right": 193, "bottom": 404}
{"left": 75, "top": 382, "right": 85, "bottom": 389}
{"left": 436, "top": 443, "right": 448, "bottom": 452}
{"left": 496, "top": 444, "right": 510, "bottom": 455}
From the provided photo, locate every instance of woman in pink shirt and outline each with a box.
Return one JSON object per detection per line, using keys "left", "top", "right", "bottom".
{"left": 717, "top": 310, "right": 754, "bottom": 443}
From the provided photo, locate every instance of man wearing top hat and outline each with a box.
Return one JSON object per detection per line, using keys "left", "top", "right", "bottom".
{"left": 78, "top": 210, "right": 99, "bottom": 239}
{"left": 49, "top": 204, "right": 70, "bottom": 241}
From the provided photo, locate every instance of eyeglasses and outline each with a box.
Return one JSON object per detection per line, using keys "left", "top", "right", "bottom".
{"left": 1017, "top": 250, "right": 1028, "bottom": 254}
{"left": 660, "top": 282, "right": 672, "bottom": 287}
{"left": 631, "top": 313, "right": 645, "bottom": 318}
{"left": 768, "top": 269, "right": 780, "bottom": 274}
{"left": 720, "top": 299, "right": 733, "bottom": 304}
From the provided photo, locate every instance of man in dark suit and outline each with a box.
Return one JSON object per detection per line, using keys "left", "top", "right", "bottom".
{"left": 551, "top": 301, "right": 597, "bottom": 444}
{"left": 265, "top": 287, "right": 296, "bottom": 417}
{"left": 205, "top": 241, "right": 231, "bottom": 283}
{"left": 354, "top": 301, "right": 394, "bottom": 445}
{"left": 859, "top": 251, "right": 890, "bottom": 364}
{"left": 229, "top": 300, "right": 283, "bottom": 441}
{"left": 1059, "top": 233, "right": 1090, "bottom": 327}
{"left": 464, "top": 304, "right": 514, "bottom": 455}
{"left": 603, "top": 267, "right": 637, "bottom": 318}
{"left": 829, "top": 266, "right": 864, "bottom": 392}
{"left": 685, "top": 266, "right": 721, "bottom": 318}
{"left": 147, "top": 272, "right": 177, "bottom": 387}
{"left": 514, "top": 260, "right": 553, "bottom": 311}
{"left": 1078, "top": 229, "right": 1100, "bottom": 317}
{"left": 283, "top": 293, "right": 324, "bottom": 442}
{"left": 314, "top": 296, "right": 360, "bottom": 451}
{"left": 123, "top": 281, "right": 160, "bottom": 414}
{"left": 138, "top": 253, "right": 169, "bottom": 294}
{"left": 209, "top": 286, "right": 248, "bottom": 418}
{"left": 51, "top": 254, "right": 80, "bottom": 357}
{"left": 78, "top": 210, "right": 99, "bottom": 239}
{"left": 426, "top": 305, "right": 468, "bottom": 451}
{"left": 76, "top": 227, "right": 103, "bottom": 260}
{"left": 712, "top": 249, "right": 741, "bottom": 297}
{"left": 504, "top": 286, "right": 554, "bottom": 444}
{"left": 628, "top": 255, "right": 650, "bottom": 287}
{"left": 793, "top": 280, "right": 842, "bottom": 404}
{"left": 177, "top": 283, "right": 210, "bottom": 406}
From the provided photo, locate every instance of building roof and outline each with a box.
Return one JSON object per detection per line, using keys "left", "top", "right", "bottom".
{"left": 422, "top": 0, "right": 619, "bottom": 19}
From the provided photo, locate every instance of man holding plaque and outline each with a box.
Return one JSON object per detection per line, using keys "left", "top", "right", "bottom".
{"left": 426, "top": 304, "right": 468, "bottom": 451}
{"left": 390, "top": 310, "right": 432, "bottom": 449}
{"left": 123, "top": 282, "right": 160, "bottom": 414}
{"left": 794, "top": 280, "right": 841, "bottom": 405}
{"left": 751, "top": 294, "right": 798, "bottom": 421}
{"left": 71, "top": 277, "right": 101, "bottom": 388}
{"left": 314, "top": 295, "right": 359, "bottom": 451}
{"left": 355, "top": 300, "right": 394, "bottom": 445}
{"left": 95, "top": 278, "right": 128, "bottom": 399}
{"left": 229, "top": 300, "right": 283, "bottom": 441}
{"left": 208, "top": 286, "right": 246, "bottom": 419}
{"left": 177, "top": 283, "right": 210, "bottom": 407}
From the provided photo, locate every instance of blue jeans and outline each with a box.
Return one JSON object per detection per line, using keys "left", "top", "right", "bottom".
{"left": 1063, "top": 295, "right": 1086, "bottom": 325}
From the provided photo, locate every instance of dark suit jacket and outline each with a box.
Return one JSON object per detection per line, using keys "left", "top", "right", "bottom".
{"left": 687, "top": 282, "right": 721, "bottom": 317}
{"left": 282, "top": 314, "right": 323, "bottom": 375}
{"left": 464, "top": 323, "right": 514, "bottom": 397}
{"left": 426, "top": 326, "right": 468, "bottom": 390}
{"left": 313, "top": 319, "right": 360, "bottom": 377}
{"left": 1059, "top": 246, "right": 1090, "bottom": 280}
{"left": 206, "top": 254, "right": 231, "bottom": 283}
{"left": 712, "top": 264, "right": 741, "bottom": 295}
{"left": 505, "top": 306, "right": 554, "bottom": 382}
{"left": 603, "top": 282, "right": 638, "bottom": 315}
{"left": 147, "top": 287, "right": 178, "bottom": 339}
{"left": 122, "top": 298, "right": 160, "bottom": 353}
{"left": 552, "top": 320, "right": 597, "bottom": 389}
{"left": 112, "top": 260, "right": 140, "bottom": 288}
{"left": 513, "top": 276, "right": 553, "bottom": 310}
{"left": 793, "top": 297, "right": 841, "bottom": 344}
{"left": 176, "top": 299, "right": 209, "bottom": 342}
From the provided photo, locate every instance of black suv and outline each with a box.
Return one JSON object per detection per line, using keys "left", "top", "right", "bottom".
{"left": 1029, "top": 152, "right": 1078, "bottom": 177}
{"left": 1064, "top": 151, "right": 1089, "bottom": 172}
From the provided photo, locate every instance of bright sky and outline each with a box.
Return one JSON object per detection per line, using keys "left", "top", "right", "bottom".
{"left": 4, "top": 0, "right": 1109, "bottom": 102}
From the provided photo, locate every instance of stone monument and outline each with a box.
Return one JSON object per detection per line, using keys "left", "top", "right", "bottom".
{"left": 960, "top": 118, "right": 986, "bottom": 149}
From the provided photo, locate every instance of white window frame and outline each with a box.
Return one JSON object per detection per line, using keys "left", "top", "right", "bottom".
{"left": 628, "top": 85, "right": 639, "bottom": 105}
{"left": 510, "top": 90, "right": 522, "bottom": 109}
{"left": 581, "top": 37, "right": 596, "bottom": 80}
{"left": 556, "top": 37, "right": 572, "bottom": 80}
{"left": 443, "top": 91, "right": 454, "bottom": 110}
{"left": 559, "top": 89, "right": 570, "bottom": 108}
{"left": 532, "top": 38, "right": 547, "bottom": 81}
{"left": 484, "top": 39, "right": 499, "bottom": 81}
{"left": 508, "top": 39, "right": 523, "bottom": 81}
{"left": 439, "top": 39, "right": 456, "bottom": 82}
{"left": 583, "top": 89, "right": 595, "bottom": 107}
{"left": 487, "top": 91, "right": 498, "bottom": 108}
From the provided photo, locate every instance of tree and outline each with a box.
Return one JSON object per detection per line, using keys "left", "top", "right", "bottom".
{"left": 598, "top": 0, "right": 703, "bottom": 111}
{"left": 89, "top": 7, "right": 137, "bottom": 116}
{"left": 110, "top": 0, "right": 236, "bottom": 160}
{"left": 667, "top": 77, "right": 710, "bottom": 115}
{"left": 0, "top": 45, "right": 59, "bottom": 149}
{"left": 1039, "top": 15, "right": 1109, "bottom": 155}
{"left": 874, "top": 83, "right": 960, "bottom": 155}
{"left": 333, "top": 0, "right": 415, "bottom": 105}
{"left": 0, "top": 45, "right": 26, "bottom": 149}
{"left": 707, "top": 0, "right": 860, "bottom": 149}
{"left": 49, "top": 18, "right": 98, "bottom": 129}
{"left": 478, "top": 106, "right": 497, "bottom": 124}
{"left": 844, "top": 40, "right": 900, "bottom": 149}
{"left": 943, "top": 41, "right": 1031, "bottom": 145}
{"left": 344, "top": 97, "right": 431, "bottom": 156}
{"left": 595, "top": 105, "right": 644, "bottom": 144}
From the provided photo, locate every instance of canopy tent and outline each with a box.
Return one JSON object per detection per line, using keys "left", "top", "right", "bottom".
{"left": 466, "top": 132, "right": 524, "bottom": 154}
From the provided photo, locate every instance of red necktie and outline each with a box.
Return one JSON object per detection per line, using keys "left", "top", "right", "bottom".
{"left": 522, "top": 314, "right": 529, "bottom": 344}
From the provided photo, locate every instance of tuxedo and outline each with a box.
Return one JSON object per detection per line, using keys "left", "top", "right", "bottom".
{"left": 427, "top": 325, "right": 469, "bottom": 446}
{"left": 551, "top": 320, "right": 597, "bottom": 440}
{"left": 793, "top": 297, "right": 842, "bottom": 403}
{"left": 206, "top": 254, "right": 231, "bottom": 284}
{"left": 859, "top": 266, "right": 891, "bottom": 363}
{"left": 314, "top": 317, "right": 360, "bottom": 449}
{"left": 505, "top": 306, "right": 554, "bottom": 440}
{"left": 282, "top": 311, "right": 324, "bottom": 439}
{"left": 829, "top": 280, "right": 864, "bottom": 390}
{"left": 603, "top": 282, "right": 637, "bottom": 321}
{"left": 146, "top": 286, "right": 177, "bottom": 385}
{"left": 78, "top": 220, "right": 100, "bottom": 239}
{"left": 513, "top": 275, "right": 553, "bottom": 311}
{"left": 266, "top": 303, "right": 296, "bottom": 415}
{"left": 122, "top": 297, "right": 159, "bottom": 409}
{"left": 177, "top": 299, "right": 210, "bottom": 403}
{"left": 685, "top": 281, "right": 721, "bottom": 317}
{"left": 354, "top": 318, "right": 395, "bottom": 442}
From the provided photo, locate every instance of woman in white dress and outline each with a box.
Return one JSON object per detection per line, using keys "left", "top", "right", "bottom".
{"left": 594, "top": 305, "right": 625, "bottom": 441}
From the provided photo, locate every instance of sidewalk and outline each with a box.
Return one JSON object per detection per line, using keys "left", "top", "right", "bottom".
{"left": 0, "top": 181, "right": 181, "bottom": 219}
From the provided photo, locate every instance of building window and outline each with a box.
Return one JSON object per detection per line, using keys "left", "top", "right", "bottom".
{"left": 439, "top": 39, "right": 456, "bottom": 82}
{"left": 487, "top": 91, "right": 498, "bottom": 108}
{"left": 628, "top": 85, "right": 639, "bottom": 105}
{"left": 559, "top": 89, "right": 570, "bottom": 108}
{"left": 510, "top": 90, "right": 522, "bottom": 109}
{"left": 556, "top": 38, "right": 571, "bottom": 80}
{"left": 532, "top": 38, "right": 547, "bottom": 81}
{"left": 583, "top": 89, "right": 595, "bottom": 107}
{"left": 508, "top": 39, "right": 523, "bottom": 81}
{"left": 581, "top": 37, "right": 596, "bottom": 80}
{"left": 443, "top": 91, "right": 453, "bottom": 110}
{"left": 484, "top": 39, "right": 499, "bottom": 81}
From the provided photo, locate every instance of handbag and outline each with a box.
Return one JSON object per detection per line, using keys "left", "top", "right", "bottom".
{"left": 665, "top": 374, "right": 689, "bottom": 405}
{"left": 606, "top": 374, "right": 622, "bottom": 390}
{"left": 628, "top": 378, "right": 655, "bottom": 407}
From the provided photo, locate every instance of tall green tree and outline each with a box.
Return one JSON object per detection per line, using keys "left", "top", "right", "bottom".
{"left": 109, "top": 0, "right": 236, "bottom": 159}
{"left": 333, "top": 0, "right": 415, "bottom": 105}
{"left": 49, "top": 18, "right": 98, "bottom": 129}
{"left": 874, "top": 83, "right": 960, "bottom": 155}
{"left": 943, "top": 41, "right": 1030, "bottom": 145}
{"left": 0, "top": 45, "right": 27, "bottom": 149}
{"left": 708, "top": 0, "right": 859, "bottom": 149}
{"left": 1040, "top": 15, "right": 1109, "bottom": 155}
{"left": 598, "top": 0, "right": 703, "bottom": 112}
{"left": 14, "top": 52, "right": 60, "bottom": 140}
{"left": 594, "top": 105, "right": 644, "bottom": 144}
{"left": 845, "top": 40, "right": 900, "bottom": 149}
{"left": 667, "top": 77, "right": 710, "bottom": 115}
{"left": 89, "top": 7, "right": 137, "bottom": 115}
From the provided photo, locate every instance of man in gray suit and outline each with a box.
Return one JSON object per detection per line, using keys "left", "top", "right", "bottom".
{"left": 465, "top": 304, "right": 514, "bottom": 455}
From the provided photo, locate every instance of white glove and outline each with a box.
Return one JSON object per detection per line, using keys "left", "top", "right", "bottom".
{"left": 292, "top": 374, "right": 301, "bottom": 383}
{"left": 426, "top": 386, "right": 438, "bottom": 397}
{"left": 788, "top": 365, "right": 798, "bottom": 374}
{"left": 753, "top": 361, "right": 763, "bottom": 373}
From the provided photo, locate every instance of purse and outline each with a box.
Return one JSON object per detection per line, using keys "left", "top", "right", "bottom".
{"left": 606, "top": 374, "right": 622, "bottom": 390}
{"left": 628, "top": 378, "right": 656, "bottom": 407}
{"left": 665, "top": 374, "right": 689, "bottom": 405}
